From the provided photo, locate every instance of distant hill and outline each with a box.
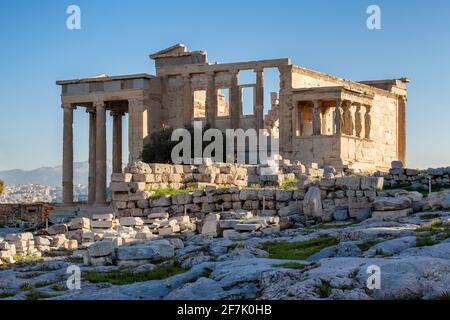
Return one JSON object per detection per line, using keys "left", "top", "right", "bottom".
{"left": 0, "top": 161, "right": 114, "bottom": 186}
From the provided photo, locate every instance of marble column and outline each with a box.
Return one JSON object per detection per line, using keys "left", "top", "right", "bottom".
{"left": 229, "top": 70, "right": 240, "bottom": 129}
{"left": 296, "top": 102, "right": 302, "bottom": 136}
{"left": 112, "top": 112, "right": 123, "bottom": 174}
{"left": 62, "top": 103, "right": 75, "bottom": 204}
{"left": 87, "top": 109, "right": 96, "bottom": 204}
{"left": 128, "top": 98, "right": 148, "bottom": 163}
{"left": 255, "top": 68, "right": 264, "bottom": 131}
{"left": 334, "top": 99, "right": 342, "bottom": 134}
{"left": 205, "top": 72, "right": 216, "bottom": 126}
{"left": 183, "top": 74, "right": 192, "bottom": 127}
{"left": 397, "top": 97, "right": 406, "bottom": 164}
{"left": 95, "top": 100, "right": 107, "bottom": 205}
{"left": 312, "top": 100, "right": 322, "bottom": 135}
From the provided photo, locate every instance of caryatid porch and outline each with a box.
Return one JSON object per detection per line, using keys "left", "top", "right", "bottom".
{"left": 56, "top": 74, "right": 158, "bottom": 205}
{"left": 288, "top": 86, "right": 376, "bottom": 170}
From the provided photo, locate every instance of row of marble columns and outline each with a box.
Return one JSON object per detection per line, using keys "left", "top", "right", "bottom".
{"left": 182, "top": 68, "right": 265, "bottom": 130}
{"left": 62, "top": 102, "right": 124, "bottom": 205}
{"left": 297, "top": 99, "right": 372, "bottom": 138}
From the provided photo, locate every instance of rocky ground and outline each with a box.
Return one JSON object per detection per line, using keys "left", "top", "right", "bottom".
{"left": 1, "top": 210, "right": 449, "bottom": 300}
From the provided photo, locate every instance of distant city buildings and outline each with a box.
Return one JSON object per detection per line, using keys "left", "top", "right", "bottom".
{"left": 0, "top": 184, "right": 88, "bottom": 204}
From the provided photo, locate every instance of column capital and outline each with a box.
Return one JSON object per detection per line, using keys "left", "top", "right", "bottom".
{"left": 110, "top": 111, "right": 125, "bottom": 117}
{"left": 93, "top": 100, "right": 105, "bottom": 108}
{"left": 61, "top": 103, "right": 76, "bottom": 110}
{"left": 254, "top": 67, "right": 264, "bottom": 73}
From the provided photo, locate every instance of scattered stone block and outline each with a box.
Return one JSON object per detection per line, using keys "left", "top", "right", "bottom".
{"left": 201, "top": 213, "right": 220, "bottom": 236}
{"left": 88, "top": 240, "right": 115, "bottom": 257}
{"left": 48, "top": 224, "right": 68, "bottom": 235}
{"left": 234, "top": 223, "right": 261, "bottom": 231}
{"left": 120, "top": 217, "right": 144, "bottom": 227}
{"left": 115, "top": 240, "right": 174, "bottom": 260}
{"left": 69, "top": 217, "right": 91, "bottom": 230}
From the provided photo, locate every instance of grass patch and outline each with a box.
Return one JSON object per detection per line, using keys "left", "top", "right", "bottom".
{"left": 260, "top": 236, "right": 339, "bottom": 260}
{"left": 17, "top": 271, "right": 44, "bottom": 279}
{"left": 25, "top": 290, "right": 58, "bottom": 300}
{"left": 373, "top": 249, "right": 393, "bottom": 257}
{"left": 19, "top": 283, "right": 33, "bottom": 291}
{"left": 34, "top": 280, "right": 57, "bottom": 289}
{"left": 0, "top": 291, "right": 16, "bottom": 299}
{"left": 42, "top": 250, "right": 72, "bottom": 258}
{"left": 279, "top": 178, "right": 300, "bottom": 190}
{"left": 228, "top": 242, "right": 246, "bottom": 250}
{"left": 432, "top": 291, "right": 450, "bottom": 300}
{"left": 416, "top": 234, "right": 439, "bottom": 247}
{"left": 357, "top": 240, "right": 381, "bottom": 251}
{"left": 65, "top": 257, "right": 84, "bottom": 264}
{"left": 415, "top": 219, "right": 450, "bottom": 247}
{"left": 316, "top": 280, "right": 333, "bottom": 298}
{"left": 50, "top": 283, "right": 68, "bottom": 292}
{"left": 419, "top": 213, "right": 442, "bottom": 220}
{"left": 337, "top": 284, "right": 354, "bottom": 291}
{"left": 416, "top": 220, "right": 444, "bottom": 232}
{"left": 13, "top": 255, "right": 43, "bottom": 266}
{"left": 273, "top": 262, "right": 307, "bottom": 270}
{"left": 147, "top": 187, "right": 196, "bottom": 197}
{"left": 84, "top": 264, "right": 188, "bottom": 285}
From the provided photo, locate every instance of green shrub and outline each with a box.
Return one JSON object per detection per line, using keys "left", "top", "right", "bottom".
{"left": 141, "top": 125, "right": 227, "bottom": 164}
{"left": 0, "top": 179, "right": 4, "bottom": 195}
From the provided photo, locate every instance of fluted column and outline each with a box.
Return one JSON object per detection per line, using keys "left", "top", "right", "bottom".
{"left": 229, "top": 70, "right": 240, "bottom": 129}
{"left": 87, "top": 109, "right": 96, "bottom": 204}
{"left": 95, "top": 100, "right": 107, "bottom": 205}
{"left": 205, "top": 72, "right": 216, "bottom": 126}
{"left": 312, "top": 100, "right": 322, "bottom": 135}
{"left": 128, "top": 98, "right": 148, "bottom": 163}
{"left": 255, "top": 68, "right": 264, "bottom": 131}
{"left": 112, "top": 112, "right": 123, "bottom": 174}
{"left": 62, "top": 103, "right": 75, "bottom": 204}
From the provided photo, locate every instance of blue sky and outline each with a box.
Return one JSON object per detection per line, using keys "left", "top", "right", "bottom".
{"left": 0, "top": 0, "right": 449, "bottom": 170}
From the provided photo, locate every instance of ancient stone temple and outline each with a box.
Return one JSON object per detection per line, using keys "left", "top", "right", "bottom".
{"left": 56, "top": 43, "right": 408, "bottom": 205}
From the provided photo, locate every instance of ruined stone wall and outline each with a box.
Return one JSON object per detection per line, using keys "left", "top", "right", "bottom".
{"left": 379, "top": 162, "right": 450, "bottom": 190}
{"left": 110, "top": 162, "right": 386, "bottom": 225}
{"left": 0, "top": 204, "right": 49, "bottom": 225}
